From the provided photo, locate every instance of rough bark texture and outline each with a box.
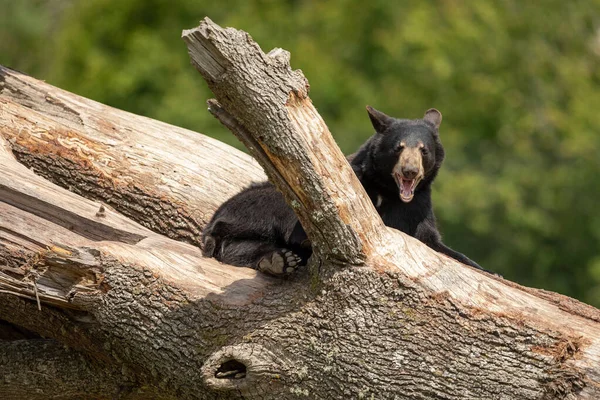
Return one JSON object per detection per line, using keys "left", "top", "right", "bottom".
{"left": 0, "top": 17, "right": 599, "bottom": 399}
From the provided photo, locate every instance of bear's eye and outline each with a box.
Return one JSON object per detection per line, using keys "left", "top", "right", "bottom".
{"left": 420, "top": 147, "right": 429, "bottom": 155}
{"left": 395, "top": 143, "right": 405, "bottom": 153}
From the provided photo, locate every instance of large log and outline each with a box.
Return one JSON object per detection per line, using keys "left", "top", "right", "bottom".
{"left": 0, "top": 17, "right": 599, "bottom": 399}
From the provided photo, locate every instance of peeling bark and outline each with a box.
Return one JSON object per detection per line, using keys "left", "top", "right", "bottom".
{"left": 0, "top": 17, "right": 599, "bottom": 399}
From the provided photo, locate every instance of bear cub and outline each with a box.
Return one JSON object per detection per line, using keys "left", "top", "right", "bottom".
{"left": 202, "top": 106, "right": 483, "bottom": 275}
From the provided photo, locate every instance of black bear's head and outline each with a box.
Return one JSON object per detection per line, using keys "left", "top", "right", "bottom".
{"left": 366, "top": 106, "right": 445, "bottom": 203}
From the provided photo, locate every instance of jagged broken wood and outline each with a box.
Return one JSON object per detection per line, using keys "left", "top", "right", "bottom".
{"left": 183, "top": 23, "right": 386, "bottom": 265}
{"left": 0, "top": 16, "right": 599, "bottom": 399}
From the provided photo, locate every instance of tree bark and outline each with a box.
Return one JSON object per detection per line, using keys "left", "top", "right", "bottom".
{"left": 0, "top": 17, "right": 599, "bottom": 399}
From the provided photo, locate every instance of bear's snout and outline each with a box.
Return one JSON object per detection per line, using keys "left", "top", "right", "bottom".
{"left": 401, "top": 165, "right": 420, "bottom": 179}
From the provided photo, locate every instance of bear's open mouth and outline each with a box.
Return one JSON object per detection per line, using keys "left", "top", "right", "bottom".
{"left": 394, "top": 174, "right": 422, "bottom": 203}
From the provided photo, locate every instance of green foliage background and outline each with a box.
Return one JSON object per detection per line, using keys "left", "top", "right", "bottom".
{"left": 2, "top": 0, "right": 600, "bottom": 306}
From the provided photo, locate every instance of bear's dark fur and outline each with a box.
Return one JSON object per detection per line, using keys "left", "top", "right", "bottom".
{"left": 202, "top": 107, "right": 482, "bottom": 275}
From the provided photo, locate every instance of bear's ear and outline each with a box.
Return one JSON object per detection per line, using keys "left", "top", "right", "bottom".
{"left": 366, "top": 106, "right": 394, "bottom": 133}
{"left": 423, "top": 108, "right": 442, "bottom": 129}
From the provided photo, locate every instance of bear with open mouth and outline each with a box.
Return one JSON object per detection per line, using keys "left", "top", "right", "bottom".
{"left": 202, "top": 106, "right": 483, "bottom": 275}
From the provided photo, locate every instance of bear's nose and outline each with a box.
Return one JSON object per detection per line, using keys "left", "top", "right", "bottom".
{"left": 402, "top": 165, "right": 419, "bottom": 179}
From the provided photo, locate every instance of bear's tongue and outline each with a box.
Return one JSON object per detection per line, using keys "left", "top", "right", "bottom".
{"left": 400, "top": 178, "right": 414, "bottom": 199}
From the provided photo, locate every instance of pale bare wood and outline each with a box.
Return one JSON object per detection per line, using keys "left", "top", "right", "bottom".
{"left": 0, "top": 131, "right": 275, "bottom": 305}
{"left": 0, "top": 65, "right": 265, "bottom": 248}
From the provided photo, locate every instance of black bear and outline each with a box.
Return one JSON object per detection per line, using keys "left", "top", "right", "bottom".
{"left": 202, "top": 106, "right": 483, "bottom": 275}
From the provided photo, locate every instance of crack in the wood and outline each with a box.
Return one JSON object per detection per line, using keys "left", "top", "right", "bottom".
{"left": 9, "top": 145, "right": 205, "bottom": 248}
{"left": 0, "top": 66, "right": 84, "bottom": 128}
{"left": 0, "top": 184, "right": 146, "bottom": 244}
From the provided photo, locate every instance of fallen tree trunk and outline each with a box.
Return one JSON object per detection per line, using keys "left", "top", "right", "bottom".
{"left": 1, "top": 17, "right": 599, "bottom": 399}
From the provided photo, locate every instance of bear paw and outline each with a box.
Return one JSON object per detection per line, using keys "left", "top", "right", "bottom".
{"left": 257, "top": 249, "right": 301, "bottom": 276}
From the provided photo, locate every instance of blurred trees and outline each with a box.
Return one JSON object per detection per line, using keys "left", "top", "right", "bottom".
{"left": 2, "top": 0, "right": 600, "bottom": 306}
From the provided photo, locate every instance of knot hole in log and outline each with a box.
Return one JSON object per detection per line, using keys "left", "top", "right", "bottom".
{"left": 215, "top": 359, "right": 247, "bottom": 380}
{"left": 201, "top": 343, "right": 296, "bottom": 392}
